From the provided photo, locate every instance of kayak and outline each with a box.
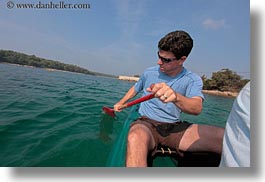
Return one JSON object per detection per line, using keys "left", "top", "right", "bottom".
{"left": 107, "top": 104, "right": 221, "bottom": 167}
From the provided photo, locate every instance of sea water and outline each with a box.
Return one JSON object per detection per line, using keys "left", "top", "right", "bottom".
{"left": 0, "top": 63, "right": 234, "bottom": 167}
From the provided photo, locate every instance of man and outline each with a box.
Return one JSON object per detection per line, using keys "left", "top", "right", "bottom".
{"left": 219, "top": 82, "right": 250, "bottom": 167}
{"left": 114, "top": 30, "right": 224, "bottom": 167}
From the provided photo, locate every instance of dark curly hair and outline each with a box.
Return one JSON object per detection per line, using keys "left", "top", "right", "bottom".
{"left": 158, "top": 30, "right": 193, "bottom": 60}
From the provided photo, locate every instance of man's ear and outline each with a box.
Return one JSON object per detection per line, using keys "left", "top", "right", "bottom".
{"left": 179, "top": 56, "right": 187, "bottom": 64}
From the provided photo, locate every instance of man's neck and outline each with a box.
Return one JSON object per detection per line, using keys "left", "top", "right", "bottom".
{"left": 166, "top": 66, "right": 184, "bottom": 77}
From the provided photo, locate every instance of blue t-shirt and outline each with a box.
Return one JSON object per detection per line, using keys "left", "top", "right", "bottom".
{"left": 134, "top": 65, "right": 204, "bottom": 123}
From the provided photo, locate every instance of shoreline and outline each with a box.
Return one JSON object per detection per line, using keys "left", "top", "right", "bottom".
{"left": 202, "top": 90, "right": 238, "bottom": 98}
{"left": 1, "top": 64, "right": 239, "bottom": 98}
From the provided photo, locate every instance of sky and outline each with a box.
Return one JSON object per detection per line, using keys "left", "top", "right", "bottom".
{"left": 0, "top": 0, "right": 250, "bottom": 79}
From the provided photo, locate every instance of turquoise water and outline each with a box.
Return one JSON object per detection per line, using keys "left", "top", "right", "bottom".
{"left": 0, "top": 63, "right": 234, "bottom": 167}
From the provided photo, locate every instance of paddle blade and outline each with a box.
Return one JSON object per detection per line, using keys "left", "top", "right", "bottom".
{"left": 102, "top": 106, "right": 116, "bottom": 118}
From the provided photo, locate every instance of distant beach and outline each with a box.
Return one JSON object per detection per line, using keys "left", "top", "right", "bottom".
{"left": 202, "top": 90, "right": 238, "bottom": 98}
{"left": 118, "top": 75, "right": 139, "bottom": 82}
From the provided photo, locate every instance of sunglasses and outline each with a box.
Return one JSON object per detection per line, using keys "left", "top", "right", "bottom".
{"left": 157, "top": 52, "right": 178, "bottom": 63}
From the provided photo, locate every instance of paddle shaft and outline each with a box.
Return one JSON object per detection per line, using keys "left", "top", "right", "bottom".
{"left": 120, "top": 93, "right": 155, "bottom": 109}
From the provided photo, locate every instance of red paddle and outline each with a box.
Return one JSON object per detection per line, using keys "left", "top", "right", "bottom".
{"left": 102, "top": 93, "right": 155, "bottom": 118}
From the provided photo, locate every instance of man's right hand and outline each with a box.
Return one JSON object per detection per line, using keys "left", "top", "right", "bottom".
{"left": 113, "top": 103, "right": 124, "bottom": 112}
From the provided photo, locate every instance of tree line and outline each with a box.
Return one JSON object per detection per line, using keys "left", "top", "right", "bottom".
{"left": 0, "top": 50, "right": 249, "bottom": 92}
{"left": 0, "top": 50, "right": 116, "bottom": 78}
{"left": 201, "top": 68, "right": 249, "bottom": 92}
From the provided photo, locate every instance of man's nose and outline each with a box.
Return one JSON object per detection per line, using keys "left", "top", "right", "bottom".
{"left": 157, "top": 58, "right": 163, "bottom": 65}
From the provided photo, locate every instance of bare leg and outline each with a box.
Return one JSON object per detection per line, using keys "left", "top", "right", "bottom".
{"left": 126, "top": 124, "right": 155, "bottom": 167}
{"left": 179, "top": 124, "right": 224, "bottom": 154}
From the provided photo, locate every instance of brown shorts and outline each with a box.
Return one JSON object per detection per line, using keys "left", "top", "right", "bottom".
{"left": 130, "top": 116, "right": 192, "bottom": 156}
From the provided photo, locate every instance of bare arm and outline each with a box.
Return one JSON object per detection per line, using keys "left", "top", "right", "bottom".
{"left": 146, "top": 82, "right": 203, "bottom": 115}
{"left": 113, "top": 86, "right": 137, "bottom": 112}
{"left": 172, "top": 94, "right": 202, "bottom": 115}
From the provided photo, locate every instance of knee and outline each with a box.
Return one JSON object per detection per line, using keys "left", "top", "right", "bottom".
{"left": 127, "top": 126, "right": 150, "bottom": 145}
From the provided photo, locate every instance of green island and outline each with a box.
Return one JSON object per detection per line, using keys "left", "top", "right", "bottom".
{"left": 0, "top": 50, "right": 117, "bottom": 78}
{"left": 200, "top": 68, "right": 249, "bottom": 97}
{"left": 0, "top": 49, "right": 249, "bottom": 97}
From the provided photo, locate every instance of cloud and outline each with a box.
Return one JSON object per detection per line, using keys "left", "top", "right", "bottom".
{"left": 202, "top": 18, "right": 226, "bottom": 30}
